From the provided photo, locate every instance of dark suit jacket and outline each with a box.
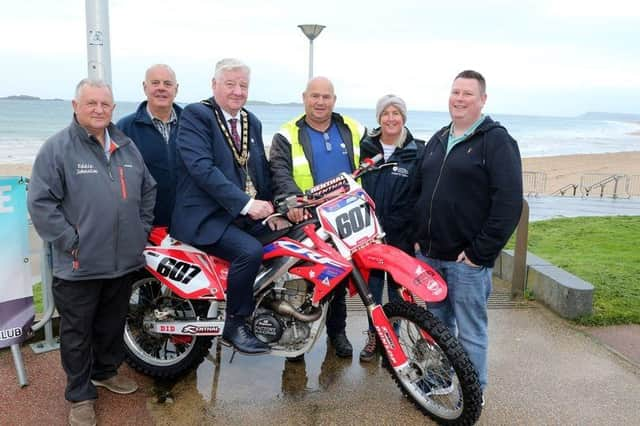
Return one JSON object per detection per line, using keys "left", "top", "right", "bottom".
{"left": 171, "top": 98, "right": 272, "bottom": 245}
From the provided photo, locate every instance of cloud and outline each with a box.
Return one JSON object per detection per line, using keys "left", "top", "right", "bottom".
{"left": 1, "top": 0, "right": 639, "bottom": 115}
{"left": 545, "top": 0, "right": 640, "bottom": 17}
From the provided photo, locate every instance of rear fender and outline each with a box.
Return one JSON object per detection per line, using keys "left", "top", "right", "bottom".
{"left": 352, "top": 244, "right": 447, "bottom": 303}
{"left": 144, "top": 246, "right": 227, "bottom": 300}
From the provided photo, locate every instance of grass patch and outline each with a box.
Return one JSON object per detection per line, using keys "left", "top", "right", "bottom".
{"left": 508, "top": 216, "right": 640, "bottom": 326}
{"left": 33, "top": 282, "right": 43, "bottom": 313}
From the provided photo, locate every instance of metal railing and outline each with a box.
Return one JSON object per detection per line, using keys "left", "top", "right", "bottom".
{"left": 11, "top": 242, "right": 58, "bottom": 387}
{"left": 550, "top": 183, "right": 578, "bottom": 197}
{"left": 523, "top": 171, "right": 546, "bottom": 197}
{"left": 580, "top": 174, "right": 629, "bottom": 198}
{"left": 628, "top": 175, "right": 640, "bottom": 197}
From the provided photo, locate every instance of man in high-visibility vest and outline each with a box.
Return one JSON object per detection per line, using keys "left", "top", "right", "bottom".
{"left": 270, "top": 76, "right": 366, "bottom": 359}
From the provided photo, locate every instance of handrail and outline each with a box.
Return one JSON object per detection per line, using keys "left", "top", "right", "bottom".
{"left": 31, "top": 242, "right": 55, "bottom": 332}
{"left": 28, "top": 241, "right": 60, "bottom": 356}
{"left": 581, "top": 174, "right": 628, "bottom": 198}
{"left": 550, "top": 183, "right": 578, "bottom": 197}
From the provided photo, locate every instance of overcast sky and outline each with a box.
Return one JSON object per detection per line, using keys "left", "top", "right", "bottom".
{"left": 1, "top": 0, "right": 639, "bottom": 116}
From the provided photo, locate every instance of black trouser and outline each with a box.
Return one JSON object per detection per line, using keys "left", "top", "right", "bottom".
{"left": 52, "top": 273, "right": 133, "bottom": 402}
{"left": 325, "top": 280, "right": 348, "bottom": 338}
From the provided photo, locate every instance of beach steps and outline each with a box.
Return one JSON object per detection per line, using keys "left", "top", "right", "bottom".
{"left": 524, "top": 171, "right": 640, "bottom": 198}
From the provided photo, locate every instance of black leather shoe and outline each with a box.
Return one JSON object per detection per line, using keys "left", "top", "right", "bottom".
{"left": 222, "top": 321, "right": 270, "bottom": 355}
{"left": 328, "top": 331, "right": 353, "bottom": 358}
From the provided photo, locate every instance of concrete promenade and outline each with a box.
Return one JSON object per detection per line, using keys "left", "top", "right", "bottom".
{"left": 525, "top": 195, "right": 640, "bottom": 222}
{"left": 2, "top": 301, "right": 639, "bottom": 425}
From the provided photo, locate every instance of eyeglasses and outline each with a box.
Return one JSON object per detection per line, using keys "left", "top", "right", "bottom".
{"left": 323, "top": 132, "right": 332, "bottom": 152}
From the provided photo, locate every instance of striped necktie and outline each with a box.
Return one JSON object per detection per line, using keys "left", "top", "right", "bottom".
{"left": 228, "top": 118, "right": 241, "bottom": 151}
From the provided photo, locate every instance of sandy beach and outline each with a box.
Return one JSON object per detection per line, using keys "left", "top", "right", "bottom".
{"left": 0, "top": 163, "right": 32, "bottom": 178}
{"left": 2, "top": 151, "right": 639, "bottom": 196}
{"left": 522, "top": 151, "right": 640, "bottom": 194}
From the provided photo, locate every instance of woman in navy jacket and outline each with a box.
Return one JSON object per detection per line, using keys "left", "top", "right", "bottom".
{"left": 358, "top": 95, "right": 424, "bottom": 361}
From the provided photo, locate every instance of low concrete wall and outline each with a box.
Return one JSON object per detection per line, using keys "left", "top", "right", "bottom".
{"left": 494, "top": 249, "right": 594, "bottom": 319}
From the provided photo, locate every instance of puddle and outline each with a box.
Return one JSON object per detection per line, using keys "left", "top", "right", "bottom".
{"left": 146, "top": 313, "right": 400, "bottom": 424}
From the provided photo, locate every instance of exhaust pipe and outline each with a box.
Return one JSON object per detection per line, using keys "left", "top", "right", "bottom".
{"left": 270, "top": 299, "right": 322, "bottom": 322}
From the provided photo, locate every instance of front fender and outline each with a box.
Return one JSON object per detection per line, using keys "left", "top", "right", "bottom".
{"left": 352, "top": 244, "right": 447, "bottom": 303}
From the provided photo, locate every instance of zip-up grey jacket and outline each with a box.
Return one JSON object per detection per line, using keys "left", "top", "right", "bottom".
{"left": 28, "top": 117, "right": 157, "bottom": 280}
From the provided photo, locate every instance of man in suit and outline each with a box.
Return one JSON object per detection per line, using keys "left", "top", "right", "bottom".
{"left": 171, "top": 58, "right": 283, "bottom": 354}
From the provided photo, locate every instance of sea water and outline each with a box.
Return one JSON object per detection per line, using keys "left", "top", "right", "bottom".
{"left": 1, "top": 99, "right": 639, "bottom": 164}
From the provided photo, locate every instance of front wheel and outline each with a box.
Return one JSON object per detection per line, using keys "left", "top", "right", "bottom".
{"left": 123, "top": 274, "right": 213, "bottom": 380}
{"left": 382, "top": 301, "right": 482, "bottom": 425}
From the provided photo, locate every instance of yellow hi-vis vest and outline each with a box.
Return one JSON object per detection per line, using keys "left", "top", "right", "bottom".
{"left": 277, "top": 115, "right": 363, "bottom": 191}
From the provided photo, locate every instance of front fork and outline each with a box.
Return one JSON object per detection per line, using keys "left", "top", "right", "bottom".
{"left": 350, "top": 266, "right": 438, "bottom": 380}
{"left": 349, "top": 267, "right": 411, "bottom": 368}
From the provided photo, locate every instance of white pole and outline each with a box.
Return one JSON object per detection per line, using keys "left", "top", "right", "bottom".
{"left": 85, "top": 0, "right": 112, "bottom": 85}
{"left": 298, "top": 25, "right": 325, "bottom": 81}
{"left": 308, "top": 39, "right": 314, "bottom": 80}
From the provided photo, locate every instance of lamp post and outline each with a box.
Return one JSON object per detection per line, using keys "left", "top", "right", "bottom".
{"left": 85, "top": 0, "right": 112, "bottom": 85}
{"left": 298, "top": 24, "right": 325, "bottom": 80}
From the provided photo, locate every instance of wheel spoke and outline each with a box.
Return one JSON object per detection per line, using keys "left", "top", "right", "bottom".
{"left": 124, "top": 277, "right": 197, "bottom": 366}
{"left": 381, "top": 301, "right": 482, "bottom": 424}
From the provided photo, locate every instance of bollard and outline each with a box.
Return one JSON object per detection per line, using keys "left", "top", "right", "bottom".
{"left": 511, "top": 199, "right": 529, "bottom": 298}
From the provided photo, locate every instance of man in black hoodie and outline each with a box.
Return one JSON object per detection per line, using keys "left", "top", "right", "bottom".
{"left": 413, "top": 70, "right": 522, "bottom": 399}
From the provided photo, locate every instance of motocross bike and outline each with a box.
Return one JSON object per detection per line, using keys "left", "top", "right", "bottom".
{"left": 124, "top": 154, "right": 483, "bottom": 425}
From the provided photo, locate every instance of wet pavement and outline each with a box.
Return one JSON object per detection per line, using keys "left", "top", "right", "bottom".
{"left": 2, "top": 306, "right": 639, "bottom": 425}
{"left": 526, "top": 196, "right": 640, "bottom": 222}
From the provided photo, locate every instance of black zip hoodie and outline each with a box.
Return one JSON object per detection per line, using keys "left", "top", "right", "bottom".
{"left": 360, "top": 129, "right": 425, "bottom": 254}
{"left": 412, "top": 116, "right": 523, "bottom": 267}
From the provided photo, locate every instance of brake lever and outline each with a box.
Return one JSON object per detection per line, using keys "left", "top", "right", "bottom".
{"left": 371, "top": 162, "right": 398, "bottom": 171}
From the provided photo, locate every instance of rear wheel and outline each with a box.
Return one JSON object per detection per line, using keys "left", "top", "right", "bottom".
{"left": 124, "top": 275, "right": 213, "bottom": 380}
{"left": 382, "top": 301, "right": 482, "bottom": 425}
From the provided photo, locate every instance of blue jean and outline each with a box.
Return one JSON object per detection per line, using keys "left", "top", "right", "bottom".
{"left": 416, "top": 253, "right": 492, "bottom": 391}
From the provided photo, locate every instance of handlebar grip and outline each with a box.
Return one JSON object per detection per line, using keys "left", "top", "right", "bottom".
{"left": 305, "top": 175, "right": 349, "bottom": 199}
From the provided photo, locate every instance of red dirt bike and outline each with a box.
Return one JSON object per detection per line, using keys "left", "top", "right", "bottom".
{"left": 124, "top": 155, "right": 482, "bottom": 424}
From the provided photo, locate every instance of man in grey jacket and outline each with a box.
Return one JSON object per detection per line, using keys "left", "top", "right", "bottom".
{"left": 28, "top": 79, "right": 156, "bottom": 426}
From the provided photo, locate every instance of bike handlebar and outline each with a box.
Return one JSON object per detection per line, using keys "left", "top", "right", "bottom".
{"left": 274, "top": 154, "right": 392, "bottom": 215}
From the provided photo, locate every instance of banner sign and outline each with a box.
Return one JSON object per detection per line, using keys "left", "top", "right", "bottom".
{"left": 0, "top": 176, "right": 34, "bottom": 348}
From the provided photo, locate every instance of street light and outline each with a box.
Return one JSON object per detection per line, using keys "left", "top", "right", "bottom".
{"left": 298, "top": 24, "right": 325, "bottom": 80}
{"left": 85, "top": 0, "right": 112, "bottom": 85}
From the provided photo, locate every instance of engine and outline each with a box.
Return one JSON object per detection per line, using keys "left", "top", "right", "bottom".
{"left": 252, "top": 275, "right": 322, "bottom": 348}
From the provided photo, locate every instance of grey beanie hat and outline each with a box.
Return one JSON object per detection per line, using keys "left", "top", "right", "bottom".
{"left": 376, "top": 94, "right": 407, "bottom": 124}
